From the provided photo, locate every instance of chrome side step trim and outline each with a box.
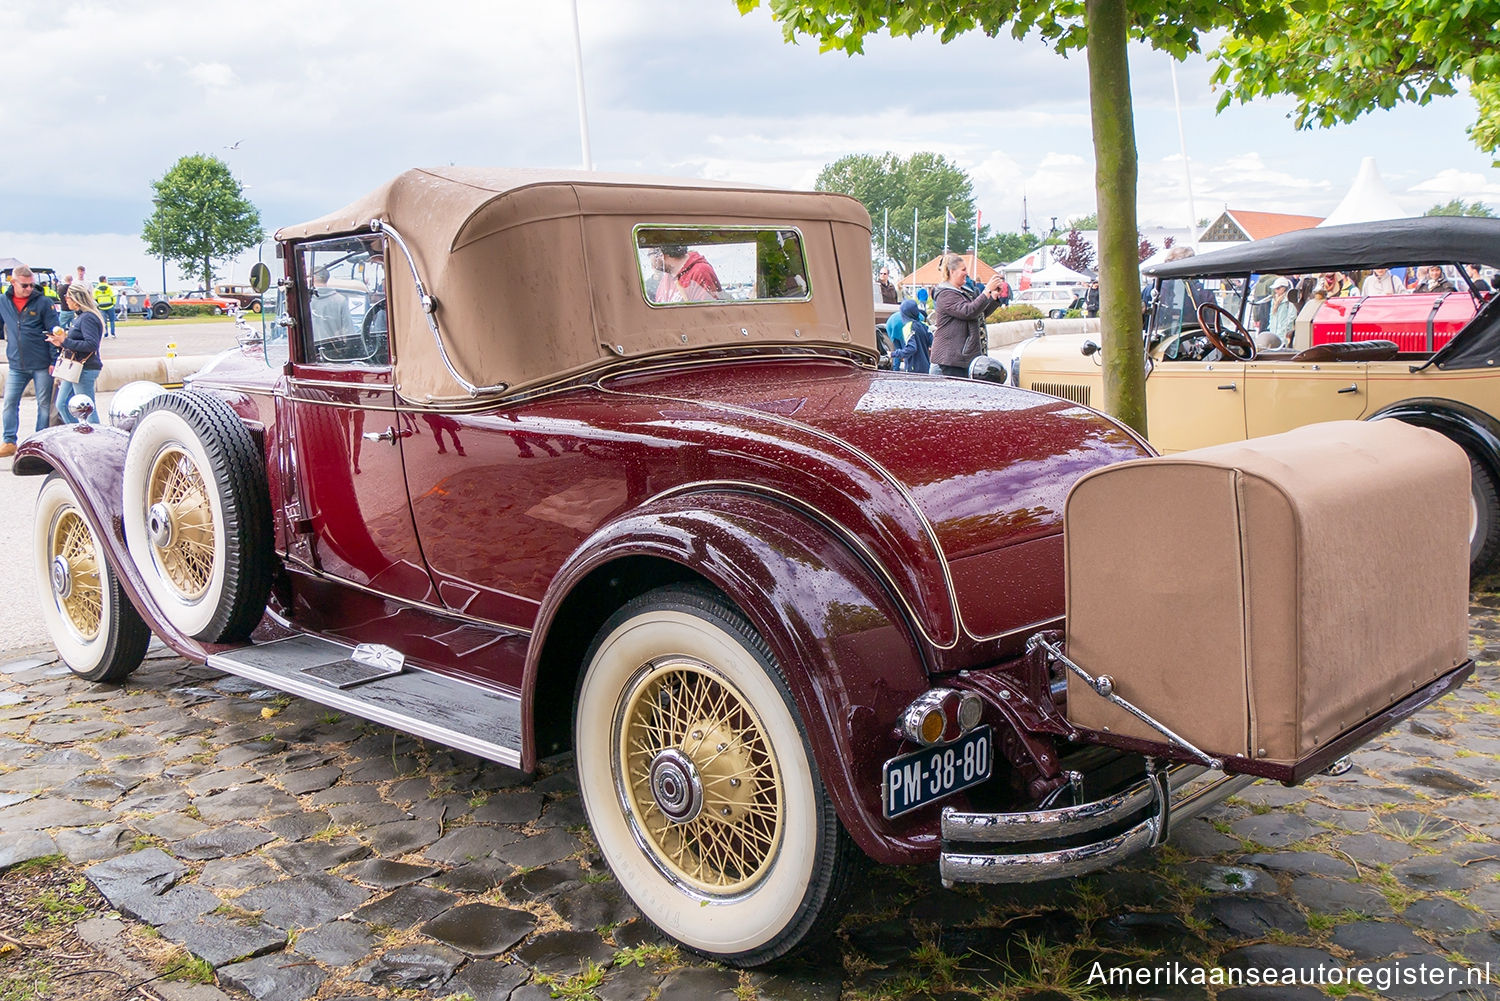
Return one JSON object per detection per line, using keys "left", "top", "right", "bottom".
{"left": 206, "top": 635, "right": 523, "bottom": 768}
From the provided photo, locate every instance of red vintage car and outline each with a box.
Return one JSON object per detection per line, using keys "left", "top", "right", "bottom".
{"left": 17, "top": 169, "right": 1473, "bottom": 966}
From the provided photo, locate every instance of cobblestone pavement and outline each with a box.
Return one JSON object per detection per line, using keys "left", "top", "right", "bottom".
{"left": 1, "top": 593, "right": 1499, "bottom": 1001}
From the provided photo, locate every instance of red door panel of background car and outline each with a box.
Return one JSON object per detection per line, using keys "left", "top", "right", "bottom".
{"left": 283, "top": 366, "right": 438, "bottom": 606}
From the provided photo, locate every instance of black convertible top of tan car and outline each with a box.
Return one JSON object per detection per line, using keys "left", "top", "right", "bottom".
{"left": 1147, "top": 216, "right": 1500, "bottom": 279}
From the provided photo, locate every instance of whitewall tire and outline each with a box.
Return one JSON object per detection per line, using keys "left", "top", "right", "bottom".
{"left": 34, "top": 475, "right": 149, "bottom": 682}
{"left": 121, "top": 391, "right": 272, "bottom": 642}
{"left": 574, "top": 585, "right": 858, "bottom": 966}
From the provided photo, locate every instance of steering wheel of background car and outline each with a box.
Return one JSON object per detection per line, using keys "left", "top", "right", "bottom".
{"left": 1196, "top": 303, "right": 1257, "bottom": 362}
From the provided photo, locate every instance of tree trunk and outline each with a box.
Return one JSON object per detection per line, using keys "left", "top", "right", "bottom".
{"left": 203, "top": 257, "right": 212, "bottom": 292}
{"left": 1086, "top": 0, "right": 1147, "bottom": 436}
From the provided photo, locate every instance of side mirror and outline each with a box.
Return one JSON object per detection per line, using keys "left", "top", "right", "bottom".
{"left": 249, "top": 262, "right": 272, "bottom": 294}
{"left": 1080, "top": 339, "right": 1101, "bottom": 357}
{"left": 967, "top": 355, "right": 1008, "bottom": 384}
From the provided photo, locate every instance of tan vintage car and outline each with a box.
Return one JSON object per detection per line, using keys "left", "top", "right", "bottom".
{"left": 1010, "top": 217, "right": 1500, "bottom": 574}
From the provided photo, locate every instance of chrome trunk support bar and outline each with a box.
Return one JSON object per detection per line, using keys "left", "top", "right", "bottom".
{"left": 369, "top": 218, "right": 509, "bottom": 399}
{"left": 939, "top": 763, "right": 1254, "bottom": 886}
{"left": 1028, "top": 634, "right": 1223, "bottom": 770}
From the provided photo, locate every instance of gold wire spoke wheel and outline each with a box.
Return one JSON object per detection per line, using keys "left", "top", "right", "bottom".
{"left": 145, "top": 446, "right": 217, "bottom": 601}
{"left": 616, "top": 657, "right": 784, "bottom": 896}
{"left": 50, "top": 509, "right": 102, "bottom": 640}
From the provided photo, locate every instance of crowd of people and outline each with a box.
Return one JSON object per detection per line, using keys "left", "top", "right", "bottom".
{"left": 885, "top": 253, "right": 1011, "bottom": 374}
{"left": 1241, "top": 264, "right": 1493, "bottom": 349}
{"left": 0, "top": 264, "right": 109, "bottom": 458}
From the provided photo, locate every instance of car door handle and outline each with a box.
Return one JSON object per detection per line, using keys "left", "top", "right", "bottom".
{"left": 1337, "top": 384, "right": 1359, "bottom": 394}
{"left": 362, "top": 426, "right": 412, "bottom": 444}
{"left": 1217, "top": 383, "right": 1237, "bottom": 391}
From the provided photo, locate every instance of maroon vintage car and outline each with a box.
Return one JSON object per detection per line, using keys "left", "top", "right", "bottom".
{"left": 18, "top": 168, "right": 1473, "bottom": 966}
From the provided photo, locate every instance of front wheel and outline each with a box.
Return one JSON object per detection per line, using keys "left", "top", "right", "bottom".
{"left": 574, "top": 585, "right": 859, "bottom": 966}
{"left": 150, "top": 302, "right": 170, "bottom": 319}
{"left": 1468, "top": 453, "right": 1500, "bottom": 577}
{"left": 250, "top": 300, "right": 262, "bottom": 313}
{"left": 34, "top": 475, "right": 150, "bottom": 682}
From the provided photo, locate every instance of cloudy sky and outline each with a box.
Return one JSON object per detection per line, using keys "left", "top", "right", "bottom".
{"left": 7, "top": 0, "right": 1499, "bottom": 288}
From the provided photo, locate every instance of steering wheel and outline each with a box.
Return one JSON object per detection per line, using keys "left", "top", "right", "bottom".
{"left": 1196, "top": 302, "right": 1257, "bottom": 361}
{"left": 359, "top": 299, "right": 388, "bottom": 364}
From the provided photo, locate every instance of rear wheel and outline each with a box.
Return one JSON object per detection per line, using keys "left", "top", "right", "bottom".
{"left": 122, "top": 391, "right": 273, "bottom": 642}
{"left": 150, "top": 301, "right": 170, "bottom": 319}
{"left": 250, "top": 300, "right": 262, "bottom": 313}
{"left": 34, "top": 475, "right": 149, "bottom": 682}
{"left": 1468, "top": 453, "right": 1500, "bottom": 576}
{"left": 574, "top": 585, "right": 859, "bottom": 967}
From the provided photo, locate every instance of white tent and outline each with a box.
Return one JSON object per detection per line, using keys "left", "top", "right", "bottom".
{"left": 1318, "top": 157, "right": 1410, "bottom": 228}
{"left": 1003, "top": 250, "right": 1092, "bottom": 285}
{"left": 1026, "top": 260, "right": 1092, "bottom": 284}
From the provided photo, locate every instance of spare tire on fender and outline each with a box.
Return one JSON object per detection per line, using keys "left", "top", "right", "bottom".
{"left": 122, "top": 390, "right": 273, "bottom": 642}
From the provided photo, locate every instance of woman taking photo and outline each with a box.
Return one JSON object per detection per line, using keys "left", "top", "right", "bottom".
{"left": 47, "top": 284, "right": 104, "bottom": 424}
{"left": 929, "top": 254, "right": 1005, "bottom": 376}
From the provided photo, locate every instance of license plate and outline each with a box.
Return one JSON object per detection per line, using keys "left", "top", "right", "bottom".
{"left": 882, "top": 725, "right": 993, "bottom": 818}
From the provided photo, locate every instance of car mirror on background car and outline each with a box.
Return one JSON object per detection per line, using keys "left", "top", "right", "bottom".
{"left": 1080, "top": 339, "right": 1100, "bottom": 357}
{"left": 250, "top": 262, "right": 271, "bottom": 294}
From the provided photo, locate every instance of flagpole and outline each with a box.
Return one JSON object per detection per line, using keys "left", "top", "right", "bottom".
{"left": 912, "top": 208, "right": 919, "bottom": 280}
{"left": 1170, "top": 59, "right": 1198, "bottom": 248}
{"left": 973, "top": 209, "right": 981, "bottom": 274}
{"left": 567, "top": 0, "right": 593, "bottom": 170}
{"left": 882, "top": 207, "right": 888, "bottom": 266}
{"left": 943, "top": 205, "right": 950, "bottom": 256}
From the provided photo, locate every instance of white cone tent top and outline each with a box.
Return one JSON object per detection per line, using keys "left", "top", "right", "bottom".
{"left": 1317, "top": 157, "right": 1410, "bottom": 228}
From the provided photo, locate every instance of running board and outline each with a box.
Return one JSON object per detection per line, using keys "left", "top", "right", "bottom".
{"left": 205, "top": 635, "right": 523, "bottom": 768}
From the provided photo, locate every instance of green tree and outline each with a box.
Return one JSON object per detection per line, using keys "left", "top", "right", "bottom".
{"left": 817, "top": 151, "right": 978, "bottom": 273}
{"left": 739, "top": 0, "right": 1262, "bottom": 434}
{"left": 979, "top": 229, "right": 1039, "bottom": 267}
{"left": 1210, "top": 0, "right": 1500, "bottom": 159}
{"left": 1425, "top": 198, "right": 1495, "bottom": 217}
{"left": 1068, "top": 211, "right": 1099, "bottom": 230}
{"left": 143, "top": 154, "right": 262, "bottom": 291}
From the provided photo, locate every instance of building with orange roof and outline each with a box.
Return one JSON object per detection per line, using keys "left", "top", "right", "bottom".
{"left": 1199, "top": 210, "right": 1324, "bottom": 243}
{"left": 897, "top": 254, "right": 996, "bottom": 295}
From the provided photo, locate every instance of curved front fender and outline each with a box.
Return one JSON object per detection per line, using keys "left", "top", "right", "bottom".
{"left": 15, "top": 426, "right": 220, "bottom": 664}
{"left": 527, "top": 489, "right": 945, "bottom": 864}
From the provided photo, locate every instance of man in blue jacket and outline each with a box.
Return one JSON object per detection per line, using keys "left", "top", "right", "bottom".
{"left": 0, "top": 265, "right": 61, "bottom": 457}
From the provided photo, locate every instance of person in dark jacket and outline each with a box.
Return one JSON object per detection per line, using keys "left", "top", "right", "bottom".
{"left": 47, "top": 285, "right": 105, "bottom": 424}
{"left": 877, "top": 267, "right": 899, "bottom": 304}
{"left": 1084, "top": 279, "right": 1100, "bottom": 318}
{"left": 929, "top": 254, "right": 1004, "bottom": 376}
{"left": 0, "top": 265, "right": 61, "bottom": 455}
{"left": 890, "top": 298, "right": 932, "bottom": 374}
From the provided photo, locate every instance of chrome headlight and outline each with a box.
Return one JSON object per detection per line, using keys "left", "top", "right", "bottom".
{"left": 108, "top": 381, "right": 169, "bottom": 432}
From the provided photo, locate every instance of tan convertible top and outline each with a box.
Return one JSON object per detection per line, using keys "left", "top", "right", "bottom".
{"left": 277, "top": 167, "right": 876, "bottom": 403}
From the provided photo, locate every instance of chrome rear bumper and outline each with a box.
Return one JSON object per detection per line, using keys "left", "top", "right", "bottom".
{"left": 939, "top": 764, "right": 1254, "bottom": 885}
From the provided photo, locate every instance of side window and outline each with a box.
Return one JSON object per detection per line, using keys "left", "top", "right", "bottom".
{"left": 297, "top": 236, "right": 389, "bottom": 366}
{"left": 636, "top": 226, "right": 810, "bottom": 306}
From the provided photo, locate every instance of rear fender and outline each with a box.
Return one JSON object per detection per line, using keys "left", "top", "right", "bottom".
{"left": 526, "top": 489, "right": 943, "bottom": 864}
{"left": 16, "top": 426, "right": 219, "bottom": 663}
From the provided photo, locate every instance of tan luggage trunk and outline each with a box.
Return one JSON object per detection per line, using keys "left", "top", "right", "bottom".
{"left": 1063, "top": 420, "right": 1472, "bottom": 782}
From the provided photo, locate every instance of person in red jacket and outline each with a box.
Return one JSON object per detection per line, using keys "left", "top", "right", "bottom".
{"left": 661, "top": 245, "right": 722, "bottom": 302}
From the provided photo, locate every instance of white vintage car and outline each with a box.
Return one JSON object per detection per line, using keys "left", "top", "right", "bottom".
{"left": 1013, "top": 284, "right": 1083, "bottom": 317}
